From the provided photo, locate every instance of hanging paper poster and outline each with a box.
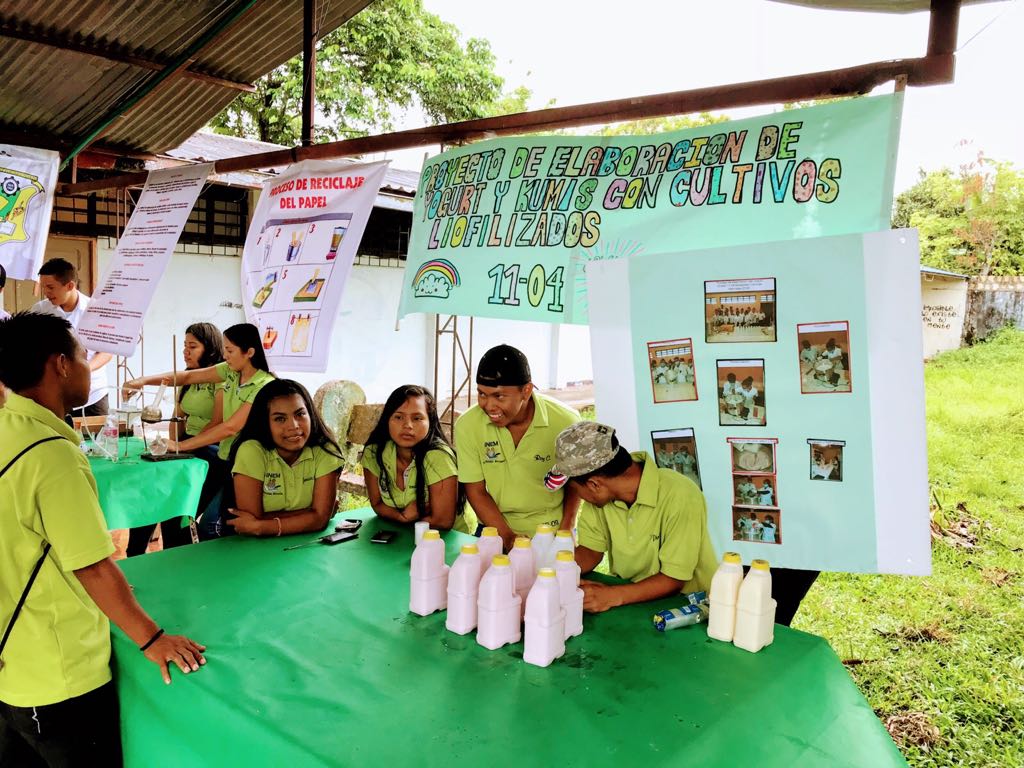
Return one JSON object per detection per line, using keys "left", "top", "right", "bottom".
{"left": 78, "top": 164, "right": 212, "bottom": 355}
{"left": 585, "top": 229, "right": 930, "bottom": 576}
{"left": 0, "top": 144, "right": 59, "bottom": 280}
{"left": 242, "top": 160, "right": 388, "bottom": 373}
{"left": 398, "top": 93, "right": 903, "bottom": 324}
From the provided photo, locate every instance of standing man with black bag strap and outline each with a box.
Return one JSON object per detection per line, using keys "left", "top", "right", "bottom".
{"left": 0, "top": 312, "right": 206, "bottom": 766}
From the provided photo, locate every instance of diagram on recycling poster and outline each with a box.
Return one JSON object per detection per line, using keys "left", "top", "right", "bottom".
{"left": 585, "top": 229, "right": 930, "bottom": 575}
{"left": 242, "top": 160, "right": 388, "bottom": 372}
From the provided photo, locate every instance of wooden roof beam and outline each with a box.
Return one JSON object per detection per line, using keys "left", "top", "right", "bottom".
{"left": 0, "top": 18, "right": 256, "bottom": 93}
{"left": 58, "top": 51, "right": 954, "bottom": 197}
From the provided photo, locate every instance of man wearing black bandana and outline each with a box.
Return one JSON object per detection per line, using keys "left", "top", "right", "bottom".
{"left": 454, "top": 345, "right": 581, "bottom": 551}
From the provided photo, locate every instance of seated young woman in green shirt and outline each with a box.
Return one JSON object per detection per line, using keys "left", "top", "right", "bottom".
{"left": 224, "top": 379, "right": 344, "bottom": 537}
{"left": 126, "top": 322, "right": 224, "bottom": 556}
{"left": 123, "top": 323, "right": 274, "bottom": 460}
{"left": 362, "top": 385, "right": 466, "bottom": 532}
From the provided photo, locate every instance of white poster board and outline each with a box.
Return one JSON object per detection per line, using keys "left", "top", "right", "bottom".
{"left": 585, "top": 229, "right": 930, "bottom": 576}
{"left": 241, "top": 160, "right": 388, "bottom": 372}
{"left": 0, "top": 144, "right": 59, "bottom": 280}
{"left": 78, "top": 164, "right": 212, "bottom": 355}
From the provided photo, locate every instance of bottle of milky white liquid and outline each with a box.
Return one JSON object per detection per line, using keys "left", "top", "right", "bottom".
{"left": 707, "top": 552, "right": 744, "bottom": 642}
{"left": 552, "top": 529, "right": 575, "bottom": 560}
{"left": 476, "top": 527, "right": 503, "bottom": 578}
{"left": 532, "top": 524, "right": 556, "bottom": 570}
{"left": 446, "top": 544, "right": 482, "bottom": 635}
{"left": 554, "top": 550, "right": 584, "bottom": 640}
{"left": 409, "top": 530, "right": 449, "bottom": 616}
{"left": 509, "top": 537, "right": 536, "bottom": 618}
{"left": 733, "top": 559, "right": 776, "bottom": 653}
{"left": 476, "top": 555, "right": 522, "bottom": 650}
{"left": 523, "top": 568, "right": 566, "bottom": 667}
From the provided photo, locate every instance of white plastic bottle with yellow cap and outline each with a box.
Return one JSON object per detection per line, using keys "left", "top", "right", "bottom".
{"left": 733, "top": 559, "right": 776, "bottom": 653}
{"left": 523, "top": 568, "right": 567, "bottom": 667}
{"left": 509, "top": 537, "right": 536, "bottom": 618}
{"left": 476, "top": 527, "right": 503, "bottom": 578}
{"left": 477, "top": 554, "right": 522, "bottom": 650}
{"left": 552, "top": 529, "right": 575, "bottom": 560}
{"left": 707, "top": 552, "right": 744, "bottom": 642}
{"left": 532, "top": 524, "right": 556, "bottom": 569}
{"left": 446, "top": 544, "right": 482, "bottom": 635}
{"left": 409, "top": 529, "right": 449, "bottom": 616}
{"left": 554, "top": 550, "right": 584, "bottom": 640}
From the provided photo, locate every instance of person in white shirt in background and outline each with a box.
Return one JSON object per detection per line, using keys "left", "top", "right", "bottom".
{"left": 0, "top": 263, "right": 10, "bottom": 322}
{"left": 30, "top": 258, "right": 112, "bottom": 417}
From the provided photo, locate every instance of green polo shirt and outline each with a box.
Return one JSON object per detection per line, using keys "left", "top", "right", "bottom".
{"left": 232, "top": 440, "right": 343, "bottom": 513}
{"left": 215, "top": 362, "right": 275, "bottom": 458}
{"left": 362, "top": 442, "right": 467, "bottom": 533}
{"left": 454, "top": 392, "right": 580, "bottom": 536}
{"left": 577, "top": 452, "right": 718, "bottom": 593}
{"left": 180, "top": 382, "right": 217, "bottom": 436}
{"left": 0, "top": 393, "right": 115, "bottom": 707}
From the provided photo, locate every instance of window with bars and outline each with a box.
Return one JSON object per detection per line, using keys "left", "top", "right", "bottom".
{"left": 51, "top": 184, "right": 248, "bottom": 246}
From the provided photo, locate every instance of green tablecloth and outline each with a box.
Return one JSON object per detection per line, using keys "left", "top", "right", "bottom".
{"left": 113, "top": 510, "right": 907, "bottom": 768}
{"left": 89, "top": 438, "right": 208, "bottom": 529}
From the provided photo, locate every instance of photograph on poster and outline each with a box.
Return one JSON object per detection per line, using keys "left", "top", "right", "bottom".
{"left": 646, "top": 339, "right": 697, "bottom": 403}
{"left": 733, "top": 475, "right": 777, "bottom": 508}
{"left": 704, "top": 278, "right": 777, "bottom": 343}
{"left": 651, "top": 428, "right": 701, "bottom": 488}
{"left": 798, "top": 321, "right": 852, "bottom": 393}
{"left": 732, "top": 507, "right": 781, "bottom": 545}
{"left": 809, "top": 439, "right": 845, "bottom": 481}
{"left": 718, "top": 359, "right": 766, "bottom": 426}
{"left": 728, "top": 437, "right": 777, "bottom": 475}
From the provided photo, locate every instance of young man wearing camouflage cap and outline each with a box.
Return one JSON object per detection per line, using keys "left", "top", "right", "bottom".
{"left": 455, "top": 344, "right": 580, "bottom": 550}
{"left": 551, "top": 421, "right": 718, "bottom": 613}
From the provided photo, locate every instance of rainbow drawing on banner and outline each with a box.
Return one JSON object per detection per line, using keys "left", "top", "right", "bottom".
{"left": 412, "top": 258, "right": 461, "bottom": 299}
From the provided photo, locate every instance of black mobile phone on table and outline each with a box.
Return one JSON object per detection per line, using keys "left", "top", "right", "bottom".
{"left": 335, "top": 518, "right": 363, "bottom": 533}
{"left": 322, "top": 531, "right": 358, "bottom": 545}
{"left": 370, "top": 530, "right": 397, "bottom": 544}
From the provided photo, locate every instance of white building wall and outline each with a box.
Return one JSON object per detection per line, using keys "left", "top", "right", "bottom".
{"left": 920, "top": 274, "right": 968, "bottom": 359}
{"left": 95, "top": 243, "right": 592, "bottom": 407}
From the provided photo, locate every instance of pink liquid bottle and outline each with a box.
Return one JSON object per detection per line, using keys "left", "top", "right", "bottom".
{"left": 523, "top": 568, "right": 566, "bottom": 668}
{"left": 446, "top": 544, "right": 482, "bottom": 635}
{"left": 476, "top": 526, "right": 503, "bottom": 579}
{"left": 552, "top": 529, "right": 575, "bottom": 560}
{"left": 554, "top": 550, "right": 584, "bottom": 640}
{"left": 409, "top": 530, "right": 449, "bottom": 616}
{"left": 509, "top": 537, "right": 536, "bottom": 619}
{"left": 476, "top": 555, "right": 522, "bottom": 650}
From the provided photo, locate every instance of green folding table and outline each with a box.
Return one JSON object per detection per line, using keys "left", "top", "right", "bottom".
{"left": 113, "top": 510, "right": 906, "bottom": 767}
{"left": 89, "top": 437, "right": 208, "bottom": 529}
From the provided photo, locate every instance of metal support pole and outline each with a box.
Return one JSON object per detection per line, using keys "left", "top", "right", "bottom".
{"left": 301, "top": 0, "right": 317, "bottom": 147}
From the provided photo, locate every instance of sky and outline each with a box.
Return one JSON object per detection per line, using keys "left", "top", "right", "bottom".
{"left": 381, "top": 0, "right": 1023, "bottom": 193}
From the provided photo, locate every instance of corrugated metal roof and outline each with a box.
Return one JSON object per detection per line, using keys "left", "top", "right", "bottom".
{"left": 0, "top": 0, "right": 372, "bottom": 154}
{"left": 921, "top": 265, "right": 969, "bottom": 279}
{"left": 771, "top": 0, "right": 996, "bottom": 12}
{"left": 161, "top": 131, "right": 416, "bottom": 210}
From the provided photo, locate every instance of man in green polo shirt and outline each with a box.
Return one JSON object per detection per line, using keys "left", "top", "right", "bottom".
{"left": 0, "top": 312, "right": 206, "bottom": 765}
{"left": 455, "top": 344, "right": 581, "bottom": 550}
{"left": 551, "top": 421, "right": 718, "bottom": 613}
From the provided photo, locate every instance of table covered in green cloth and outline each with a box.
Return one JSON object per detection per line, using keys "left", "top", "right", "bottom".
{"left": 88, "top": 438, "right": 208, "bottom": 529}
{"left": 112, "top": 510, "right": 907, "bottom": 768}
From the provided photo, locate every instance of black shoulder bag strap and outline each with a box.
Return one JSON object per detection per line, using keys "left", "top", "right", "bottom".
{"left": 0, "top": 435, "right": 63, "bottom": 670}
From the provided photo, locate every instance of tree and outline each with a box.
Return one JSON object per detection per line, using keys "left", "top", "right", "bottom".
{"left": 209, "top": 0, "right": 505, "bottom": 145}
{"left": 594, "top": 112, "right": 729, "bottom": 136}
{"left": 893, "top": 155, "right": 1024, "bottom": 276}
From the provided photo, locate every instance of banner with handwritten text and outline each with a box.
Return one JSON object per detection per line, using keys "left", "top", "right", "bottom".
{"left": 398, "top": 93, "right": 903, "bottom": 324}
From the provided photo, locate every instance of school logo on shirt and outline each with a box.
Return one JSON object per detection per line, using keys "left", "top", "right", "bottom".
{"left": 483, "top": 440, "right": 503, "bottom": 463}
{"left": 265, "top": 473, "right": 283, "bottom": 495}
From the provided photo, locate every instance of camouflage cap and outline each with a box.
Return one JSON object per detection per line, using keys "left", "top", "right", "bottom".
{"left": 551, "top": 421, "right": 618, "bottom": 478}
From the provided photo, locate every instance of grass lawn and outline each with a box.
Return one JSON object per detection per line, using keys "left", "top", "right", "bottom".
{"left": 794, "top": 328, "right": 1024, "bottom": 767}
